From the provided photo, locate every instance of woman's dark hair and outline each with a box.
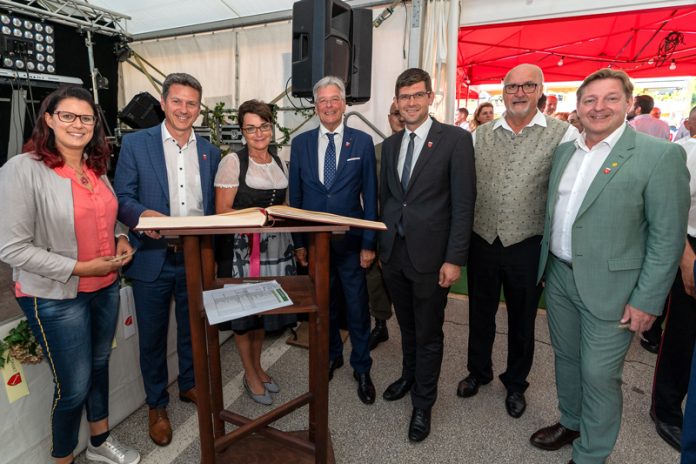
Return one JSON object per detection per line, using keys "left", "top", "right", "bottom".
{"left": 22, "top": 85, "right": 110, "bottom": 175}
{"left": 237, "top": 99, "right": 274, "bottom": 126}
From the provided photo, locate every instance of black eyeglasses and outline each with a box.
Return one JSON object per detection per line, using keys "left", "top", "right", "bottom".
{"left": 242, "top": 123, "right": 273, "bottom": 135}
{"left": 397, "top": 91, "right": 430, "bottom": 102}
{"left": 53, "top": 111, "right": 97, "bottom": 125}
{"left": 503, "top": 83, "right": 539, "bottom": 94}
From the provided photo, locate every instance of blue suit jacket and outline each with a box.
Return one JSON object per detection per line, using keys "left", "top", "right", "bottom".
{"left": 114, "top": 124, "right": 221, "bottom": 282}
{"left": 289, "top": 125, "right": 377, "bottom": 251}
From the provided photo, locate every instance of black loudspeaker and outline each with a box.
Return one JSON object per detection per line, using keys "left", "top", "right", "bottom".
{"left": 119, "top": 92, "right": 164, "bottom": 129}
{"left": 292, "top": 0, "right": 352, "bottom": 100}
{"left": 347, "top": 8, "right": 372, "bottom": 103}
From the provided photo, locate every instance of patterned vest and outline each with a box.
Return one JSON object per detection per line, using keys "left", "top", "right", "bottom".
{"left": 473, "top": 115, "right": 569, "bottom": 246}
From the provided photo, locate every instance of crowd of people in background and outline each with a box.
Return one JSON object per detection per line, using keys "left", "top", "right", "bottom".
{"left": 1, "top": 62, "right": 696, "bottom": 464}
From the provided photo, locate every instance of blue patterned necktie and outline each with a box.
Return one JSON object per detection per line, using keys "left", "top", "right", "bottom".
{"left": 401, "top": 132, "right": 416, "bottom": 191}
{"left": 324, "top": 132, "right": 337, "bottom": 188}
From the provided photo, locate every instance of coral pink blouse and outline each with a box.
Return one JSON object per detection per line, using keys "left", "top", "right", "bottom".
{"left": 15, "top": 165, "right": 118, "bottom": 297}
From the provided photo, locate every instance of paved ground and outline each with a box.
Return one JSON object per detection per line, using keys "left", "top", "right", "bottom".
{"left": 67, "top": 295, "right": 679, "bottom": 464}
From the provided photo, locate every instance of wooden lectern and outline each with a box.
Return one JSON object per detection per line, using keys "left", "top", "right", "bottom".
{"left": 169, "top": 220, "right": 347, "bottom": 464}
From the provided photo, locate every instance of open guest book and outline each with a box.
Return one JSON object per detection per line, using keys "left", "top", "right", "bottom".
{"left": 134, "top": 205, "right": 387, "bottom": 231}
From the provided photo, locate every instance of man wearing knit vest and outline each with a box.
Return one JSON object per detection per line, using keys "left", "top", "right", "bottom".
{"left": 456, "top": 64, "right": 579, "bottom": 418}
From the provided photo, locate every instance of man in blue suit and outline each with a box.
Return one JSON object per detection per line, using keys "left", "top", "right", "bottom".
{"left": 289, "top": 76, "right": 378, "bottom": 405}
{"left": 114, "top": 73, "right": 220, "bottom": 446}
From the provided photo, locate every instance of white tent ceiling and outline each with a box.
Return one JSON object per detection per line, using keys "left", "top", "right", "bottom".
{"left": 87, "top": 0, "right": 387, "bottom": 37}
{"left": 84, "top": 0, "right": 696, "bottom": 39}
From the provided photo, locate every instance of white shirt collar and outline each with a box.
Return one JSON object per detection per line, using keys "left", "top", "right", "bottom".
{"left": 161, "top": 121, "right": 196, "bottom": 146}
{"left": 319, "top": 123, "right": 344, "bottom": 137}
{"left": 406, "top": 116, "right": 433, "bottom": 140}
{"left": 494, "top": 109, "right": 547, "bottom": 132}
{"left": 575, "top": 122, "right": 627, "bottom": 152}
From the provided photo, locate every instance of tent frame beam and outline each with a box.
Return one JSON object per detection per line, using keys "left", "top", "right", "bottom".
{"left": 0, "top": 0, "right": 130, "bottom": 36}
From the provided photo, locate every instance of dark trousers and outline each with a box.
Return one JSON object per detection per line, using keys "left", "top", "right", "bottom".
{"left": 652, "top": 267, "right": 696, "bottom": 427}
{"left": 682, "top": 339, "right": 696, "bottom": 464}
{"left": 132, "top": 250, "right": 195, "bottom": 408}
{"left": 466, "top": 233, "right": 542, "bottom": 393}
{"left": 382, "top": 237, "right": 450, "bottom": 410}
{"left": 366, "top": 256, "right": 392, "bottom": 321}
{"left": 17, "top": 281, "right": 119, "bottom": 458}
{"left": 328, "top": 238, "right": 372, "bottom": 374}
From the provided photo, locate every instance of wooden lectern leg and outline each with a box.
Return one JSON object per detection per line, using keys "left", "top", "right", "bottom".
{"left": 308, "top": 231, "right": 331, "bottom": 463}
{"left": 182, "top": 236, "right": 216, "bottom": 463}
{"left": 201, "top": 236, "right": 225, "bottom": 438}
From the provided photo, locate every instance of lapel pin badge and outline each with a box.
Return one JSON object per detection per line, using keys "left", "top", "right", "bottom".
{"left": 345, "top": 141, "right": 351, "bottom": 148}
{"left": 202, "top": 153, "right": 207, "bottom": 160}
{"left": 427, "top": 141, "right": 433, "bottom": 148}
{"left": 603, "top": 167, "right": 611, "bottom": 174}
{"left": 611, "top": 162, "right": 618, "bottom": 167}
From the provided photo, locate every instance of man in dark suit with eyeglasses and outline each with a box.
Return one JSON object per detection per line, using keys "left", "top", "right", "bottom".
{"left": 379, "top": 67, "right": 476, "bottom": 442}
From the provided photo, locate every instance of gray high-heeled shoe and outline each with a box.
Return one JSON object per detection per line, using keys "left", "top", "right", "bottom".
{"left": 243, "top": 376, "right": 272, "bottom": 405}
{"left": 264, "top": 377, "right": 280, "bottom": 394}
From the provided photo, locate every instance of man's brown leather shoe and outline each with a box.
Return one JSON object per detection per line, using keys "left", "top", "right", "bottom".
{"left": 530, "top": 422, "right": 580, "bottom": 451}
{"left": 179, "top": 387, "right": 197, "bottom": 406}
{"left": 148, "top": 408, "right": 172, "bottom": 446}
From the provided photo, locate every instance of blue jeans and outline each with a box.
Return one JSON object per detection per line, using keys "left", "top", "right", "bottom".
{"left": 131, "top": 250, "right": 194, "bottom": 408}
{"left": 16, "top": 280, "right": 119, "bottom": 459}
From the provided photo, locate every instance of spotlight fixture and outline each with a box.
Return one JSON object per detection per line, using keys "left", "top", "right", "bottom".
{"left": 557, "top": 56, "right": 564, "bottom": 67}
{"left": 669, "top": 59, "right": 677, "bottom": 71}
{"left": 0, "top": 12, "right": 57, "bottom": 73}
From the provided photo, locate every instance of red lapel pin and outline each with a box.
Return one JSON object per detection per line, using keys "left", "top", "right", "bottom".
{"left": 345, "top": 141, "right": 351, "bottom": 148}
{"left": 603, "top": 167, "right": 611, "bottom": 174}
{"left": 202, "top": 153, "right": 207, "bottom": 160}
{"left": 427, "top": 141, "right": 433, "bottom": 148}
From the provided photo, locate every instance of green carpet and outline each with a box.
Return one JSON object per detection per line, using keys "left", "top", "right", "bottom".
{"left": 451, "top": 266, "right": 547, "bottom": 309}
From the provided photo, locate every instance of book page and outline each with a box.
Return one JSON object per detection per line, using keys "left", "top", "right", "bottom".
{"left": 135, "top": 208, "right": 267, "bottom": 230}
{"left": 266, "top": 205, "right": 387, "bottom": 230}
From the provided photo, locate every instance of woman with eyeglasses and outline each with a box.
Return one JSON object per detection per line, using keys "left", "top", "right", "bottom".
{"left": 0, "top": 86, "right": 139, "bottom": 464}
{"left": 214, "top": 99, "right": 296, "bottom": 406}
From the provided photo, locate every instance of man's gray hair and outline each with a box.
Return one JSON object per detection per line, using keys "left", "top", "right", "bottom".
{"left": 162, "top": 73, "right": 203, "bottom": 101}
{"left": 313, "top": 76, "right": 346, "bottom": 102}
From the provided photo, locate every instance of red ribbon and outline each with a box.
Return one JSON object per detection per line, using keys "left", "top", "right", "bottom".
{"left": 248, "top": 233, "right": 261, "bottom": 277}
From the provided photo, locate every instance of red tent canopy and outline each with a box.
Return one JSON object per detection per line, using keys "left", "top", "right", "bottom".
{"left": 458, "top": 5, "right": 696, "bottom": 85}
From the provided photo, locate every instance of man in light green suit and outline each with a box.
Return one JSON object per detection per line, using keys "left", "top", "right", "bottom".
{"left": 529, "top": 68, "right": 690, "bottom": 464}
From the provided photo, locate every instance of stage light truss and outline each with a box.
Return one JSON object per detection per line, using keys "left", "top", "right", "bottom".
{"left": 1, "top": 11, "right": 56, "bottom": 73}
{"left": 0, "top": 0, "right": 131, "bottom": 37}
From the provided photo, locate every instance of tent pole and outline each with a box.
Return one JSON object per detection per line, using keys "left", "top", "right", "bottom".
{"left": 445, "top": 0, "right": 460, "bottom": 124}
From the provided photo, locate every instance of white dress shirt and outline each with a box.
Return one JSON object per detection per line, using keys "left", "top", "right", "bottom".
{"left": 550, "top": 123, "right": 628, "bottom": 262}
{"left": 472, "top": 109, "right": 580, "bottom": 144}
{"left": 397, "top": 117, "right": 433, "bottom": 182}
{"left": 676, "top": 136, "right": 696, "bottom": 237}
{"left": 161, "top": 122, "right": 203, "bottom": 217}
{"left": 317, "top": 123, "right": 344, "bottom": 184}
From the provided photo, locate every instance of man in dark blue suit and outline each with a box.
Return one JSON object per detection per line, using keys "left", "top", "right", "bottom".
{"left": 114, "top": 73, "right": 220, "bottom": 446}
{"left": 289, "top": 76, "right": 378, "bottom": 405}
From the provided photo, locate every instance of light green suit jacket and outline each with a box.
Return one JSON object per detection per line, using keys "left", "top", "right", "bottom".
{"left": 538, "top": 125, "right": 690, "bottom": 320}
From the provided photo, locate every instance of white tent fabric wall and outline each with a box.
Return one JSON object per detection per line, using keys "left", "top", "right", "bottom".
{"left": 422, "top": 0, "right": 451, "bottom": 123}
{"left": 118, "top": 4, "right": 410, "bottom": 158}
